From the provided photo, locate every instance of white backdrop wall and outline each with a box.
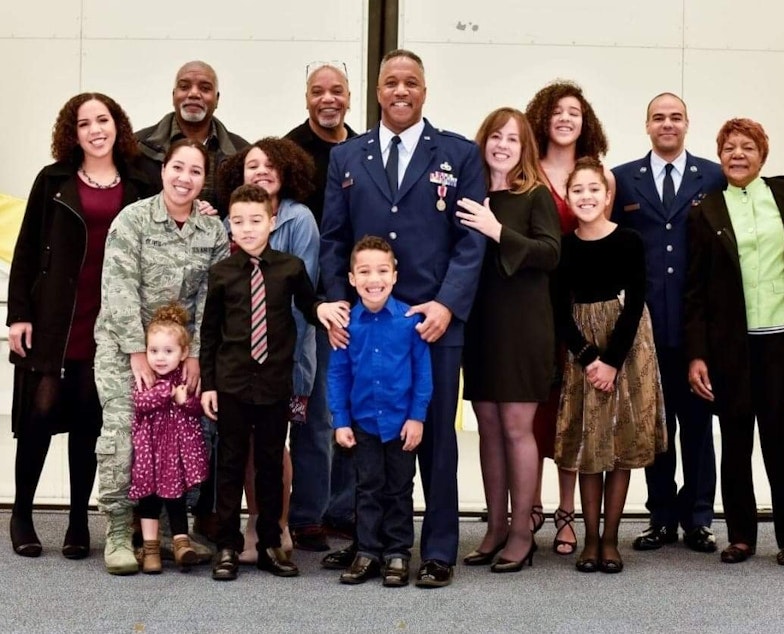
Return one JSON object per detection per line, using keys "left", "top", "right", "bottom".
{"left": 400, "top": 0, "right": 784, "bottom": 174}
{"left": 0, "top": 0, "right": 369, "bottom": 199}
{"left": 0, "top": 0, "right": 777, "bottom": 508}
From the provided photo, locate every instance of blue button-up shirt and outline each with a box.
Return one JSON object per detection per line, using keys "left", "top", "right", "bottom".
{"left": 328, "top": 295, "right": 433, "bottom": 442}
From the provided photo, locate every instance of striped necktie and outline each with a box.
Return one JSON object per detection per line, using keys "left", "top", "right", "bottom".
{"left": 249, "top": 257, "right": 268, "bottom": 364}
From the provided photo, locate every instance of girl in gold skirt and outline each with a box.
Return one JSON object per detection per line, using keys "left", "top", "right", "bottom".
{"left": 554, "top": 158, "right": 666, "bottom": 574}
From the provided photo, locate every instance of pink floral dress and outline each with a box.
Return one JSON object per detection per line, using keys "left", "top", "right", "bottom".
{"left": 128, "top": 366, "right": 208, "bottom": 500}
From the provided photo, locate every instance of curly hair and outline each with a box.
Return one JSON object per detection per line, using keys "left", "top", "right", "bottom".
{"left": 50, "top": 92, "right": 139, "bottom": 166}
{"left": 524, "top": 80, "right": 608, "bottom": 160}
{"left": 217, "top": 137, "right": 315, "bottom": 213}
{"left": 716, "top": 118, "right": 769, "bottom": 164}
{"left": 147, "top": 301, "right": 191, "bottom": 351}
{"left": 475, "top": 107, "right": 544, "bottom": 194}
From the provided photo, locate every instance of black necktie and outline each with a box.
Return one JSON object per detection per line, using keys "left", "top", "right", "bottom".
{"left": 386, "top": 135, "right": 401, "bottom": 196}
{"left": 662, "top": 163, "right": 675, "bottom": 211}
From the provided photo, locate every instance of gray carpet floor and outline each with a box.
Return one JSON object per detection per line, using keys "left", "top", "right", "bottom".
{"left": 1, "top": 510, "right": 783, "bottom": 633}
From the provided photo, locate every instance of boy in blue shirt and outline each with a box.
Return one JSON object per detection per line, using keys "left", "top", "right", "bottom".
{"left": 328, "top": 235, "right": 433, "bottom": 587}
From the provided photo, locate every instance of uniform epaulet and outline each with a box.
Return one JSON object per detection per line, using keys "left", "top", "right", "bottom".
{"left": 436, "top": 128, "right": 472, "bottom": 143}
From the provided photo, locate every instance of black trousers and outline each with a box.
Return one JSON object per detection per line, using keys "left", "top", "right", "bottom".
{"left": 719, "top": 333, "right": 784, "bottom": 548}
{"left": 354, "top": 426, "right": 417, "bottom": 561}
{"left": 13, "top": 360, "right": 100, "bottom": 523}
{"left": 137, "top": 495, "right": 189, "bottom": 536}
{"left": 214, "top": 393, "right": 288, "bottom": 552}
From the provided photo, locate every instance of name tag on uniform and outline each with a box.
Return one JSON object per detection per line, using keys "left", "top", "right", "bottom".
{"left": 623, "top": 203, "right": 640, "bottom": 212}
{"left": 342, "top": 178, "right": 354, "bottom": 189}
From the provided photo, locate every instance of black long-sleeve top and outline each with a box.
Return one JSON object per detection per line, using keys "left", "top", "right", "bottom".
{"left": 556, "top": 227, "right": 647, "bottom": 369}
{"left": 200, "top": 246, "right": 322, "bottom": 404}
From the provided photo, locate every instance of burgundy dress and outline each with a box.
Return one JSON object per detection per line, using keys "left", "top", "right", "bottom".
{"left": 532, "top": 181, "right": 577, "bottom": 459}
{"left": 128, "top": 365, "right": 208, "bottom": 500}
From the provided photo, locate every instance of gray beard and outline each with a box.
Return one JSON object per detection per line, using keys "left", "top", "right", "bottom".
{"left": 179, "top": 105, "right": 207, "bottom": 123}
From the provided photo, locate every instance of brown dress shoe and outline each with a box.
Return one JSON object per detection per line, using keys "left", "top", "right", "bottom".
{"left": 720, "top": 544, "right": 754, "bottom": 563}
{"left": 257, "top": 547, "right": 299, "bottom": 577}
{"left": 340, "top": 555, "right": 381, "bottom": 584}
{"left": 383, "top": 557, "right": 409, "bottom": 587}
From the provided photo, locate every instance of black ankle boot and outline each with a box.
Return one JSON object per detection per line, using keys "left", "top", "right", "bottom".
{"left": 10, "top": 515, "right": 42, "bottom": 558}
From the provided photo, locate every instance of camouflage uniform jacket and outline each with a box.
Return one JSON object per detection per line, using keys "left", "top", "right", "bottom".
{"left": 95, "top": 192, "right": 230, "bottom": 356}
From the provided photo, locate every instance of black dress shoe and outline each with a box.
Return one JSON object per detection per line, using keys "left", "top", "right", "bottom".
{"left": 340, "top": 555, "right": 380, "bottom": 584}
{"left": 257, "top": 547, "right": 299, "bottom": 577}
{"left": 212, "top": 548, "right": 239, "bottom": 581}
{"left": 322, "top": 543, "right": 358, "bottom": 569}
{"left": 683, "top": 526, "right": 717, "bottom": 553}
{"left": 383, "top": 557, "right": 409, "bottom": 587}
{"left": 10, "top": 515, "right": 42, "bottom": 558}
{"left": 632, "top": 525, "right": 678, "bottom": 551}
{"left": 720, "top": 544, "right": 754, "bottom": 563}
{"left": 291, "top": 525, "right": 329, "bottom": 552}
{"left": 415, "top": 559, "right": 453, "bottom": 588}
{"left": 777, "top": 549, "right": 784, "bottom": 566}
{"left": 62, "top": 524, "right": 91, "bottom": 560}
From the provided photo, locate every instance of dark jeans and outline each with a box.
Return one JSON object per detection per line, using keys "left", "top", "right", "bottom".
{"left": 214, "top": 394, "right": 288, "bottom": 552}
{"left": 719, "top": 334, "right": 784, "bottom": 548}
{"left": 137, "top": 495, "right": 189, "bottom": 536}
{"left": 643, "top": 346, "right": 716, "bottom": 530}
{"left": 354, "top": 426, "right": 416, "bottom": 561}
{"left": 290, "top": 330, "right": 337, "bottom": 528}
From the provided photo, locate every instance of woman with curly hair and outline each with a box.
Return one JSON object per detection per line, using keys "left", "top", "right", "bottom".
{"left": 7, "top": 92, "right": 157, "bottom": 558}
{"left": 524, "top": 80, "right": 614, "bottom": 557}
{"left": 217, "top": 137, "right": 318, "bottom": 562}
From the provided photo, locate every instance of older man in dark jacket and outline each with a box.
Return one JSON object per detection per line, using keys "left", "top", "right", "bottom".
{"left": 135, "top": 60, "right": 248, "bottom": 215}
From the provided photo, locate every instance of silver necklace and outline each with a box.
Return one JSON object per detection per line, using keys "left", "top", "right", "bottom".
{"left": 79, "top": 168, "right": 121, "bottom": 189}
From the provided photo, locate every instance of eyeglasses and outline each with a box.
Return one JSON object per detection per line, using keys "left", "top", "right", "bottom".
{"left": 305, "top": 61, "right": 348, "bottom": 81}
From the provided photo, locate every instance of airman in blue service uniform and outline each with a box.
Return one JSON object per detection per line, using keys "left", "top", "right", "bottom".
{"left": 320, "top": 49, "right": 486, "bottom": 587}
{"left": 612, "top": 93, "right": 725, "bottom": 554}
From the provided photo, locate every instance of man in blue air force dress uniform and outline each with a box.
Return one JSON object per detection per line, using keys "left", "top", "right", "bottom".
{"left": 320, "top": 49, "right": 486, "bottom": 588}
{"left": 612, "top": 93, "right": 725, "bottom": 554}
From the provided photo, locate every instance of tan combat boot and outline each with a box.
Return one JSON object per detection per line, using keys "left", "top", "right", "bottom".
{"left": 142, "top": 539, "right": 162, "bottom": 574}
{"left": 104, "top": 510, "right": 139, "bottom": 575}
{"left": 172, "top": 535, "right": 197, "bottom": 571}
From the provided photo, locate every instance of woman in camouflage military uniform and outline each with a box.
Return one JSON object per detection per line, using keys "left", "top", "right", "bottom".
{"left": 94, "top": 139, "right": 230, "bottom": 575}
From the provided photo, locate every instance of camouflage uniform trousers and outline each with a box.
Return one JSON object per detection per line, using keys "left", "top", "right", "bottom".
{"left": 94, "top": 336, "right": 135, "bottom": 514}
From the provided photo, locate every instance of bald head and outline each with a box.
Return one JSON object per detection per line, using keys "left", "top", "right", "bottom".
{"left": 175, "top": 61, "right": 219, "bottom": 92}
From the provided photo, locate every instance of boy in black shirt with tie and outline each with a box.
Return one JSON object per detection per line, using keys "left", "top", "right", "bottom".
{"left": 200, "top": 185, "right": 348, "bottom": 581}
